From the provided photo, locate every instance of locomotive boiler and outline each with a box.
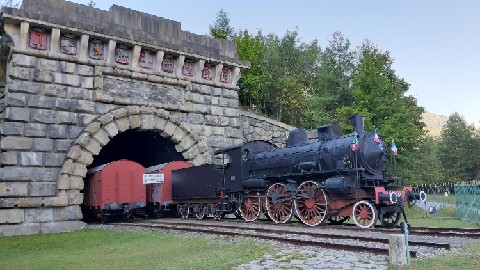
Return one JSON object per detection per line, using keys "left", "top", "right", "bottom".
{"left": 172, "top": 115, "right": 425, "bottom": 228}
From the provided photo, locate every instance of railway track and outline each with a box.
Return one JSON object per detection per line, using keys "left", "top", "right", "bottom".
{"left": 111, "top": 220, "right": 465, "bottom": 258}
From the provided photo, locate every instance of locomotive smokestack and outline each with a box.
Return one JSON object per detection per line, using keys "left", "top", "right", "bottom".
{"left": 351, "top": 115, "right": 364, "bottom": 133}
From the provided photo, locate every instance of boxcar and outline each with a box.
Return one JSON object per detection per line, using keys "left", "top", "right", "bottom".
{"left": 144, "top": 161, "right": 192, "bottom": 217}
{"left": 83, "top": 160, "right": 146, "bottom": 221}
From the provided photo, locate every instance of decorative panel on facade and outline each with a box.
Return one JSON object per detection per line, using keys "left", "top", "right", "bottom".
{"left": 29, "top": 27, "right": 48, "bottom": 50}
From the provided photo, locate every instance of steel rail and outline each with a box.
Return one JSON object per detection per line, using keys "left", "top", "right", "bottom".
{"left": 116, "top": 222, "right": 417, "bottom": 257}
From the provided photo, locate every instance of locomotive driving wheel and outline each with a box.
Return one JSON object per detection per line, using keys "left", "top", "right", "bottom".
{"left": 294, "top": 181, "right": 328, "bottom": 226}
{"left": 239, "top": 197, "right": 261, "bottom": 221}
{"left": 266, "top": 183, "right": 293, "bottom": 223}
{"left": 352, "top": 200, "right": 378, "bottom": 228}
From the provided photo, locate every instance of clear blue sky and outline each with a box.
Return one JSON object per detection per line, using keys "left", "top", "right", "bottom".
{"left": 66, "top": 0, "right": 479, "bottom": 126}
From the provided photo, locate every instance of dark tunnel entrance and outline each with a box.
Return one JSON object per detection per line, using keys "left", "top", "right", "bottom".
{"left": 82, "top": 129, "right": 187, "bottom": 222}
{"left": 88, "top": 129, "right": 185, "bottom": 169}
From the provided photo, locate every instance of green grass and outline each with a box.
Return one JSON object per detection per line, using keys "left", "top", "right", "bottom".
{"left": 427, "top": 194, "right": 457, "bottom": 204}
{"left": 0, "top": 229, "right": 273, "bottom": 270}
{"left": 401, "top": 205, "right": 480, "bottom": 228}
{"left": 388, "top": 242, "right": 480, "bottom": 270}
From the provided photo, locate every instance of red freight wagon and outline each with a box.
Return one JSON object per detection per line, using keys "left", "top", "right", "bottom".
{"left": 145, "top": 161, "right": 192, "bottom": 217}
{"left": 83, "top": 160, "right": 146, "bottom": 222}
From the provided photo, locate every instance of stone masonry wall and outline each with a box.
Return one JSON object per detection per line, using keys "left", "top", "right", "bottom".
{"left": 0, "top": 0, "right": 248, "bottom": 236}
{"left": 240, "top": 111, "right": 295, "bottom": 147}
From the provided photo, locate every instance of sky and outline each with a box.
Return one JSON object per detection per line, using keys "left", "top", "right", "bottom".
{"left": 64, "top": 0, "right": 479, "bottom": 126}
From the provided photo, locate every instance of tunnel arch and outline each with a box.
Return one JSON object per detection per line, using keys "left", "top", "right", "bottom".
{"left": 57, "top": 106, "right": 211, "bottom": 193}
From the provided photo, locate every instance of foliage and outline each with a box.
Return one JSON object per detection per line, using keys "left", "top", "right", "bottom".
{"left": 0, "top": 229, "right": 273, "bottom": 270}
{"left": 234, "top": 30, "right": 267, "bottom": 110}
{"left": 403, "top": 137, "right": 443, "bottom": 184}
{"left": 209, "top": 9, "right": 234, "bottom": 40}
{"left": 438, "top": 113, "right": 480, "bottom": 182}
{"left": 87, "top": 0, "right": 96, "bottom": 7}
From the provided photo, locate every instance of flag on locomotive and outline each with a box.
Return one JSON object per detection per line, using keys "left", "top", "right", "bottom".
{"left": 391, "top": 140, "right": 398, "bottom": 156}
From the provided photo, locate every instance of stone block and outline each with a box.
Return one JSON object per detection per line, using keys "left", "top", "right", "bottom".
{"left": 141, "top": 114, "right": 155, "bottom": 129}
{"left": 53, "top": 206, "right": 83, "bottom": 221}
{"left": 84, "top": 121, "right": 101, "bottom": 134}
{"left": 77, "top": 65, "right": 94, "bottom": 76}
{"left": 25, "top": 123, "right": 48, "bottom": 137}
{"left": 60, "top": 61, "right": 76, "bottom": 74}
{"left": 6, "top": 92, "right": 28, "bottom": 106}
{"left": 18, "top": 152, "right": 44, "bottom": 166}
{"left": 98, "top": 114, "right": 113, "bottom": 124}
{"left": 28, "top": 182, "right": 57, "bottom": 196}
{"left": 0, "top": 122, "right": 24, "bottom": 135}
{"left": 389, "top": 234, "right": 408, "bottom": 266}
{"left": 81, "top": 76, "right": 94, "bottom": 89}
{"left": 209, "top": 106, "right": 223, "bottom": 116}
{"left": 67, "top": 87, "right": 93, "bottom": 100}
{"left": 104, "top": 122, "right": 119, "bottom": 138}
{"left": 0, "top": 182, "right": 28, "bottom": 196}
{"left": 0, "top": 209, "right": 24, "bottom": 224}
{"left": 36, "top": 58, "right": 59, "bottom": 72}
{"left": 35, "top": 168, "right": 61, "bottom": 182}
{"left": 0, "top": 223, "right": 41, "bottom": 236}
{"left": 12, "top": 54, "right": 36, "bottom": 67}
{"left": 69, "top": 126, "right": 83, "bottom": 139}
{"left": 93, "top": 129, "right": 109, "bottom": 145}
{"left": 95, "top": 103, "right": 118, "bottom": 115}
{"left": 67, "top": 191, "right": 83, "bottom": 205}
{"left": 57, "top": 111, "right": 78, "bottom": 124}
{"left": 70, "top": 177, "right": 84, "bottom": 190}
{"left": 33, "top": 70, "right": 53, "bottom": 82}
{"left": 77, "top": 150, "right": 93, "bottom": 165}
{"left": 55, "top": 139, "right": 73, "bottom": 152}
{"left": 163, "top": 121, "right": 177, "bottom": 137}
{"left": 72, "top": 163, "right": 88, "bottom": 178}
{"left": 8, "top": 80, "right": 41, "bottom": 95}
{"left": 84, "top": 139, "right": 101, "bottom": 155}
{"left": 115, "top": 118, "right": 129, "bottom": 132}
{"left": 45, "top": 153, "right": 66, "bottom": 167}
{"left": 31, "top": 109, "right": 56, "bottom": 124}
{"left": 25, "top": 208, "right": 54, "bottom": 223}
{"left": 28, "top": 95, "right": 55, "bottom": 109}
{"left": 40, "top": 221, "right": 85, "bottom": 234}
{"left": 33, "top": 138, "right": 54, "bottom": 151}
{"left": 129, "top": 114, "right": 141, "bottom": 128}
{"left": 49, "top": 125, "right": 69, "bottom": 139}
{"left": 79, "top": 114, "right": 96, "bottom": 126}
{"left": 1, "top": 136, "right": 33, "bottom": 150}
{"left": 10, "top": 66, "right": 32, "bottom": 80}
{"left": 0, "top": 152, "right": 18, "bottom": 165}
{"left": 44, "top": 84, "right": 67, "bottom": 98}
{"left": 5, "top": 107, "right": 30, "bottom": 122}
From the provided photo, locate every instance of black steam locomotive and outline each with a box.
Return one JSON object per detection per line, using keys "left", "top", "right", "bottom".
{"left": 172, "top": 115, "right": 425, "bottom": 228}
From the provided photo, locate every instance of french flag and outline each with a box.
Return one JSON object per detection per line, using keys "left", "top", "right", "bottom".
{"left": 391, "top": 140, "right": 398, "bottom": 156}
{"left": 373, "top": 130, "right": 380, "bottom": 143}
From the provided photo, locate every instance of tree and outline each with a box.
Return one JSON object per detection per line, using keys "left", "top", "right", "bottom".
{"left": 87, "top": 0, "right": 96, "bottom": 7}
{"left": 438, "top": 113, "right": 480, "bottom": 182}
{"left": 234, "top": 30, "right": 266, "bottom": 111}
{"left": 209, "top": 9, "right": 234, "bottom": 40}
{"left": 303, "top": 31, "right": 355, "bottom": 128}
{"left": 402, "top": 137, "right": 443, "bottom": 185}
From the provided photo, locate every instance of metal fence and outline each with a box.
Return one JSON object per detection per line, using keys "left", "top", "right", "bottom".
{"left": 454, "top": 181, "right": 480, "bottom": 225}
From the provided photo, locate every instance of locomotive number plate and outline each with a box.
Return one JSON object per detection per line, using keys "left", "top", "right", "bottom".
{"left": 143, "top": 173, "right": 164, "bottom": 184}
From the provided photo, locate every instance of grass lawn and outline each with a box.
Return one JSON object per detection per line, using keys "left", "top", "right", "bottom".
{"left": 388, "top": 242, "right": 480, "bottom": 270}
{"left": 0, "top": 229, "right": 273, "bottom": 270}
{"left": 402, "top": 204, "right": 480, "bottom": 228}
{"left": 426, "top": 194, "right": 457, "bottom": 204}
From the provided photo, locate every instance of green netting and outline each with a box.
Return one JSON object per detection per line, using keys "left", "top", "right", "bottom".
{"left": 454, "top": 182, "right": 480, "bottom": 225}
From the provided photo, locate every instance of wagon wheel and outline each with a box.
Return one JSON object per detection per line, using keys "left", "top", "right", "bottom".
{"left": 179, "top": 204, "right": 189, "bottom": 219}
{"left": 353, "top": 200, "right": 378, "bottom": 229}
{"left": 328, "top": 215, "right": 350, "bottom": 225}
{"left": 294, "top": 181, "right": 328, "bottom": 226}
{"left": 266, "top": 183, "right": 293, "bottom": 223}
{"left": 196, "top": 205, "right": 206, "bottom": 220}
{"left": 380, "top": 211, "right": 401, "bottom": 227}
{"left": 239, "top": 197, "right": 261, "bottom": 222}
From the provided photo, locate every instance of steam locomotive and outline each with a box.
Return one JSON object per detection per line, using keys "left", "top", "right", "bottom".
{"left": 172, "top": 115, "right": 425, "bottom": 228}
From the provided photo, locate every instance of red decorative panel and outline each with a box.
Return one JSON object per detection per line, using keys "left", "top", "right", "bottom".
{"left": 202, "top": 66, "right": 213, "bottom": 80}
{"left": 89, "top": 39, "right": 104, "bottom": 60}
{"left": 182, "top": 60, "right": 195, "bottom": 76}
{"left": 220, "top": 68, "right": 231, "bottom": 83}
{"left": 59, "top": 33, "right": 77, "bottom": 55}
{"left": 162, "top": 55, "right": 175, "bottom": 73}
{"left": 115, "top": 44, "right": 130, "bottom": 65}
{"left": 29, "top": 28, "right": 47, "bottom": 50}
{"left": 139, "top": 49, "right": 154, "bottom": 69}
